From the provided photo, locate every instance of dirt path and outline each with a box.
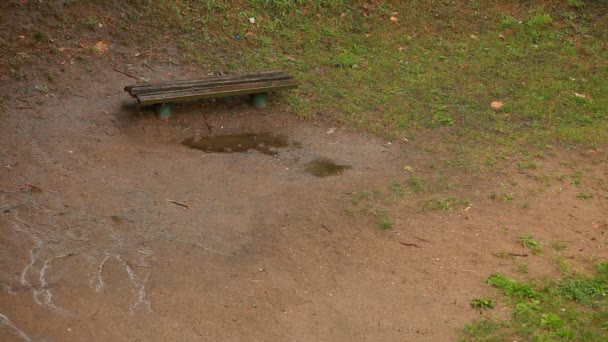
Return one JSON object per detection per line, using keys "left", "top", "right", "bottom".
{"left": 1, "top": 64, "right": 607, "bottom": 341}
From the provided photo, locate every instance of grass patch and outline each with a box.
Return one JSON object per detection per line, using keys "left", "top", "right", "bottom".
{"left": 422, "top": 196, "right": 470, "bottom": 211}
{"left": 462, "top": 263, "right": 608, "bottom": 341}
{"left": 519, "top": 233, "right": 543, "bottom": 255}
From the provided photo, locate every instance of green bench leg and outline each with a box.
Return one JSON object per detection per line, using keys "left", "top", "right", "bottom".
{"left": 251, "top": 92, "right": 269, "bottom": 108}
{"left": 154, "top": 103, "right": 173, "bottom": 119}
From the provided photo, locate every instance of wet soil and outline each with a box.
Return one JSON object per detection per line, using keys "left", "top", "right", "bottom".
{"left": 0, "top": 62, "right": 607, "bottom": 341}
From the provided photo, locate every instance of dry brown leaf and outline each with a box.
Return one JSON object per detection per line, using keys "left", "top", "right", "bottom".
{"left": 93, "top": 41, "right": 108, "bottom": 53}
{"left": 490, "top": 101, "right": 504, "bottom": 109}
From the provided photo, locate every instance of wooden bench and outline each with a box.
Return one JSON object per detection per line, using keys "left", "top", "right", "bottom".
{"left": 124, "top": 70, "right": 298, "bottom": 118}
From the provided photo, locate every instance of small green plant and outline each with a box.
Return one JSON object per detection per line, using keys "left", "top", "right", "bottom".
{"left": 350, "top": 190, "right": 373, "bottom": 205}
{"left": 555, "top": 256, "right": 570, "bottom": 275}
{"left": 499, "top": 14, "right": 519, "bottom": 28}
{"left": 33, "top": 31, "right": 50, "bottom": 42}
{"left": 331, "top": 51, "right": 359, "bottom": 68}
{"left": 84, "top": 17, "right": 99, "bottom": 30}
{"left": 470, "top": 298, "right": 495, "bottom": 310}
{"left": 552, "top": 241, "right": 567, "bottom": 251}
{"left": 567, "top": 0, "right": 585, "bottom": 9}
{"left": 376, "top": 210, "right": 394, "bottom": 230}
{"left": 503, "top": 194, "right": 515, "bottom": 202}
{"left": 517, "top": 161, "right": 539, "bottom": 170}
{"left": 519, "top": 233, "right": 543, "bottom": 255}
{"left": 570, "top": 171, "right": 582, "bottom": 186}
{"left": 408, "top": 177, "right": 426, "bottom": 193}
{"left": 576, "top": 192, "right": 592, "bottom": 200}
{"left": 389, "top": 180, "right": 406, "bottom": 198}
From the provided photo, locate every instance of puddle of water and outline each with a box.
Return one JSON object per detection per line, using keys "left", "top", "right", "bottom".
{"left": 305, "top": 158, "right": 351, "bottom": 177}
{"left": 182, "top": 133, "right": 288, "bottom": 156}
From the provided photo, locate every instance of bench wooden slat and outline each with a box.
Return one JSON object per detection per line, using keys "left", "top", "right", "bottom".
{"left": 128, "top": 73, "right": 292, "bottom": 96}
{"left": 134, "top": 77, "right": 296, "bottom": 99}
{"left": 125, "top": 71, "right": 290, "bottom": 95}
{"left": 136, "top": 79, "right": 298, "bottom": 105}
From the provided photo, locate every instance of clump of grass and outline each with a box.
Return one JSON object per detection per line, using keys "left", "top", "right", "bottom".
{"left": 519, "top": 233, "right": 543, "bottom": 255}
{"left": 462, "top": 264, "right": 608, "bottom": 341}
{"left": 470, "top": 298, "right": 495, "bottom": 310}
{"left": 376, "top": 210, "right": 394, "bottom": 230}
{"left": 423, "top": 196, "right": 470, "bottom": 211}
{"left": 407, "top": 176, "right": 426, "bottom": 193}
{"left": 552, "top": 241, "right": 567, "bottom": 251}
{"left": 576, "top": 192, "right": 593, "bottom": 200}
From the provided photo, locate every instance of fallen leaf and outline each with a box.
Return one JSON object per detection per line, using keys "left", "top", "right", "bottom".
{"left": 490, "top": 101, "right": 504, "bottom": 109}
{"left": 574, "top": 92, "right": 587, "bottom": 98}
{"left": 390, "top": 16, "right": 398, "bottom": 22}
{"left": 93, "top": 41, "right": 108, "bottom": 52}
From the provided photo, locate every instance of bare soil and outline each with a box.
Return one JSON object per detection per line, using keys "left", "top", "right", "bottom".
{"left": 1, "top": 21, "right": 607, "bottom": 342}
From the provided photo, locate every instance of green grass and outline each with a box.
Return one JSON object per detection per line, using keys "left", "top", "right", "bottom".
{"left": 462, "top": 263, "right": 608, "bottom": 341}
{"left": 519, "top": 233, "right": 544, "bottom": 255}
{"left": 5, "top": 1, "right": 607, "bottom": 161}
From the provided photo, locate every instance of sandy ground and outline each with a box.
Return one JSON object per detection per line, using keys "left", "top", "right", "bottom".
{"left": 1, "top": 61, "right": 607, "bottom": 341}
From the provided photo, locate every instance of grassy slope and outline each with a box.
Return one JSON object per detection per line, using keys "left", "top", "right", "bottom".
{"left": 2, "top": 0, "right": 607, "bottom": 152}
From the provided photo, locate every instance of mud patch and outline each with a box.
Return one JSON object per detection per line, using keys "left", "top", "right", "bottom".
{"left": 182, "top": 133, "right": 288, "bottom": 155}
{"left": 304, "top": 157, "right": 351, "bottom": 177}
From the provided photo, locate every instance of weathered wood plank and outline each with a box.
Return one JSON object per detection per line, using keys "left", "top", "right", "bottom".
{"left": 136, "top": 79, "right": 298, "bottom": 105}
{"left": 136, "top": 78, "right": 296, "bottom": 99}
{"left": 125, "top": 71, "right": 290, "bottom": 94}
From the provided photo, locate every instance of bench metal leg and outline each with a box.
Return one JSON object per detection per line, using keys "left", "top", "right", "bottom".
{"left": 251, "top": 92, "right": 269, "bottom": 108}
{"left": 154, "top": 103, "right": 173, "bottom": 119}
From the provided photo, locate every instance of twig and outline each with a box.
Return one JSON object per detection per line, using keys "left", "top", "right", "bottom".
{"left": 507, "top": 252, "right": 528, "bottom": 257}
{"left": 265, "top": 291, "right": 286, "bottom": 313}
{"left": 399, "top": 242, "right": 421, "bottom": 248}
{"left": 24, "top": 183, "right": 58, "bottom": 194}
{"left": 192, "top": 328, "right": 204, "bottom": 338}
{"left": 201, "top": 112, "right": 213, "bottom": 133}
{"left": 112, "top": 67, "right": 140, "bottom": 81}
{"left": 414, "top": 236, "right": 430, "bottom": 243}
{"left": 143, "top": 63, "right": 156, "bottom": 72}
{"left": 166, "top": 199, "right": 189, "bottom": 208}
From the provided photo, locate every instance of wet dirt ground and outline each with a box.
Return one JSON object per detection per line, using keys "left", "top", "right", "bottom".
{"left": 1, "top": 63, "right": 607, "bottom": 341}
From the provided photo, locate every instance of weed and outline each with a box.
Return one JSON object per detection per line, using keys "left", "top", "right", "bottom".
{"left": 33, "top": 31, "right": 50, "bottom": 42}
{"left": 555, "top": 256, "right": 570, "bottom": 275}
{"left": 422, "top": 196, "right": 470, "bottom": 211}
{"left": 503, "top": 194, "right": 515, "bottom": 202}
{"left": 576, "top": 192, "right": 592, "bottom": 200}
{"left": 84, "top": 17, "right": 99, "bottom": 30}
{"left": 470, "top": 298, "right": 495, "bottom": 310}
{"left": 331, "top": 51, "right": 359, "bottom": 68}
{"left": 389, "top": 180, "right": 406, "bottom": 198}
{"left": 552, "top": 241, "right": 567, "bottom": 251}
{"left": 519, "top": 233, "right": 543, "bottom": 255}
{"left": 376, "top": 210, "right": 394, "bottom": 230}
{"left": 567, "top": 0, "right": 585, "bottom": 8}
{"left": 571, "top": 171, "right": 582, "bottom": 186}
{"left": 517, "top": 161, "right": 539, "bottom": 170}
{"left": 350, "top": 190, "right": 372, "bottom": 205}
{"left": 407, "top": 177, "right": 426, "bottom": 193}
{"left": 499, "top": 14, "right": 519, "bottom": 28}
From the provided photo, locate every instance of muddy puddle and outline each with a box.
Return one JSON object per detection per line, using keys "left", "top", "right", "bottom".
{"left": 304, "top": 158, "right": 351, "bottom": 177}
{"left": 182, "top": 133, "right": 288, "bottom": 155}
